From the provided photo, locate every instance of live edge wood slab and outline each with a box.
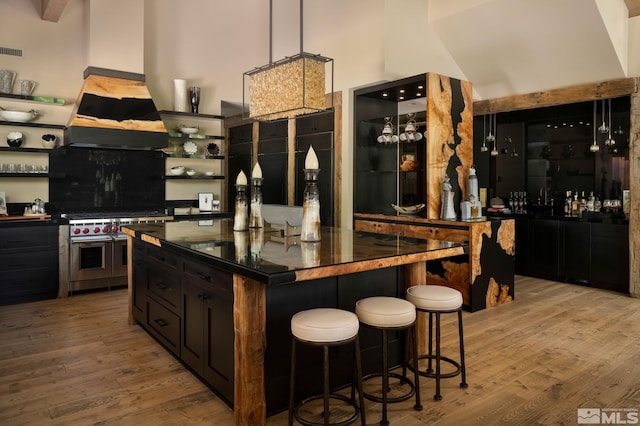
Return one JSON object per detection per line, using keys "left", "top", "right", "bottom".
{"left": 122, "top": 219, "right": 467, "bottom": 426}
{"left": 354, "top": 214, "right": 515, "bottom": 312}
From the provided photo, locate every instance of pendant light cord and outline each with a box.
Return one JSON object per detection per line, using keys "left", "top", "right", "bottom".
{"left": 269, "top": 0, "right": 305, "bottom": 62}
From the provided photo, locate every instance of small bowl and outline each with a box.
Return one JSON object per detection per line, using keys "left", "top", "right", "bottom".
{"left": 0, "top": 109, "right": 38, "bottom": 123}
{"left": 204, "top": 171, "right": 215, "bottom": 176}
{"left": 179, "top": 126, "right": 199, "bottom": 135}
{"left": 170, "top": 165, "right": 185, "bottom": 176}
{"left": 7, "top": 131, "right": 23, "bottom": 148}
{"left": 42, "top": 134, "right": 57, "bottom": 149}
{"left": 186, "top": 168, "right": 197, "bottom": 176}
{"left": 207, "top": 142, "right": 220, "bottom": 156}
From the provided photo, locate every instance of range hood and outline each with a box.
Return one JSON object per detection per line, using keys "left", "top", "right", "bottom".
{"left": 64, "top": 67, "right": 168, "bottom": 149}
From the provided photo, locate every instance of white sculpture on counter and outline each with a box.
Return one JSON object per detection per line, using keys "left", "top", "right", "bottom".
{"left": 440, "top": 175, "right": 457, "bottom": 220}
{"left": 461, "top": 165, "right": 482, "bottom": 220}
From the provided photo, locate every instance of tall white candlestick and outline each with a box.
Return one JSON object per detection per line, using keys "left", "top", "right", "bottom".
{"left": 236, "top": 170, "right": 248, "bottom": 186}
{"left": 304, "top": 146, "right": 319, "bottom": 170}
{"left": 252, "top": 162, "right": 262, "bottom": 179}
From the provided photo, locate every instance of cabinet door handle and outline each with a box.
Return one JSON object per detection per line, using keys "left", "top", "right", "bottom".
{"left": 154, "top": 318, "right": 168, "bottom": 327}
{"left": 156, "top": 282, "right": 169, "bottom": 291}
{"left": 196, "top": 272, "right": 211, "bottom": 281}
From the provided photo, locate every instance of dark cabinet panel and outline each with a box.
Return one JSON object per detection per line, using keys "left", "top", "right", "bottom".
{"left": 0, "top": 225, "right": 58, "bottom": 306}
{"left": 296, "top": 110, "right": 333, "bottom": 135}
{"left": 258, "top": 138, "right": 288, "bottom": 205}
{"left": 228, "top": 142, "right": 253, "bottom": 209}
{"left": 561, "top": 221, "right": 590, "bottom": 283}
{"left": 511, "top": 217, "right": 628, "bottom": 294}
{"left": 590, "top": 223, "right": 629, "bottom": 293}
{"left": 514, "top": 216, "right": 530, "bottom": 275}
{"left": 259, "top": 119, "right": 288, "bottom": 139}
{"left": 228, "top": 123, "right": 253, "bottom": 144}
{"left": 529, "top": 219, "right": 560, "bottom": 278}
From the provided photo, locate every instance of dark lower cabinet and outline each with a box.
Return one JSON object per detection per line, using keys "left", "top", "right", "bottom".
{"left": 529, "top": 219, "right": 561, "bottom": 279}
{"left": 561, "top": 221, "right": 590, "bottom": 283}
{"left": 513, "top": 216, "right": 629, "bottom": 293}
{"left": 181, "top": 259, "right": 234, "bottom": 405}
{"left": 0, "top": 224, "right": 59, "bottom": 306}
{"left": 514, "top": 216, "right": 530, "bottom": 275}
{"left": 590, "top": 223, "right": 629, "bottom": 293}
{"left": 132, "top": 241, "right": 235, "bottom": 406}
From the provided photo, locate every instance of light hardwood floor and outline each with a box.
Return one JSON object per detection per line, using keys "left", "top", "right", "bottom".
{"left": 1, "top": 276, "right": 639, "bottom": 425}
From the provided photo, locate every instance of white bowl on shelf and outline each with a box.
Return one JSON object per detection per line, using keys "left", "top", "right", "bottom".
{"left": 186, "top": 168, "right": 197, "bottom": 176}
{"left": 0, "top": 109, "right": 38, "bottom": 123}
{"left": 204, "top": 171, "right": 215, "bottom": 176}
{"left": 179, "top": 126, "right": 199, "bottom": 134}
{"left": 170, "top": 165, "right": 185, "bottom": 175}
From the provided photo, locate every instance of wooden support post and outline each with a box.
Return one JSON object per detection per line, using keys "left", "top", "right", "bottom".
{"left": 233, "top": 274, "right": 267, "bottom": 425}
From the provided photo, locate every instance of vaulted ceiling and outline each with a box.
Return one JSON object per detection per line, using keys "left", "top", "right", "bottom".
{"left": 430, "top": 0, "right": 637, "bottom": 100}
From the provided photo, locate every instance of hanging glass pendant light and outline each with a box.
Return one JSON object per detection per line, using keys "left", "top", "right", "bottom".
{"left": 243, "top": 0, "right": 334, "bottom": 121}
{"left": 590, "top": 100, "right": 600, "bottom": 152}
{"left": 598, "top": 99, "right": 608, "bottom": 134}
{"left": 490, "top": 114, "right": 498, "bottom": 156}
{"left": 480, "top": 115, "right": 488, "bottom": 152}
{"left": 604, "top": 98, "right": 615, "bottom": 147}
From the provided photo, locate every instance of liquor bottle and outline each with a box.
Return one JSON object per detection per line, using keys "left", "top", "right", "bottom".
{"left": 586, "top": 191, "right": 595, "bottom": 212}
{"left": 565, "top": 191, "right": 573, "bottom": 216}
{"left": 522, "top": 192, "right": 527, "bottom": 213}
{"left": 572, "top": 192, "right": 579, "bottom": 216}
{"left": 579, "top": 191, "right": 587, "bottom": 216}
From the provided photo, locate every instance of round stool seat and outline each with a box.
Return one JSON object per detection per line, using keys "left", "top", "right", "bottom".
{"left": 291, "top": 308, "right": 359, "bottom": 343}
{"left": 356, "top": 296, "right": 416, "bottom": 328}
{"left": 407, "top": 285, "right": 462, "bottom": 311}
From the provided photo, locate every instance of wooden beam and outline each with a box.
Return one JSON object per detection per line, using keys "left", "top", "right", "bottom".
{"left": 41, "top": 0, "right": 68, "bottom": 22}
{"left": 625, "top": 0, "right": 640, "bottom": 17}
{"left": 473, "top": 78, "right": 638, "bottom": 116}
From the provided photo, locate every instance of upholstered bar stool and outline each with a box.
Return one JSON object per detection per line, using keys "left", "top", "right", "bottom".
{"left": 355, "top": 296, "right": 422, "bottom": 426}
{"left": 406, "top": 285, "right": 468, "bottom": 401}
{"left": 289, "top": 308, "right": 366, "bottom": 426}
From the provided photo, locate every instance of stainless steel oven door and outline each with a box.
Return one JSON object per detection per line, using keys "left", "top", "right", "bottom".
{"left": 113, "top": 237, "right": 128, "bottom": 278}
{"left": 69, "top": 237, "right": 114, "bottom": 282}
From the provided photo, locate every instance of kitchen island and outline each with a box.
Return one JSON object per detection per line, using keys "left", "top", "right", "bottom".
{"left": 122, "top": 219, "right": 467, "bottom": 425}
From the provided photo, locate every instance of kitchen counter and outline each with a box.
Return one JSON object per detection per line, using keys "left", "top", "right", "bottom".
{"left": 122, "top": 218, "right": 467, "bottom": 424}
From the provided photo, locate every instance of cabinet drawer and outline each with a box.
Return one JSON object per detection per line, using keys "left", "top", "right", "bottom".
{"left": 184, "top": 258, "right": 232, "bottom": 294}
{"left": 296, "top": 111, "right": 333, "bottom": 135}
{"left": 0, "top": 226, "right": 58, "bottom": 253}
{"left": 147, "top": 263, "right": 181, "bottom": 311}
{"left": 0, "top": 250, "right": 58, "bottom": 271}
{"left": 147, "top": 245, "right": 180, "bottom": 270}
{"left": 147, "top": 298, "right": 180, "bottom": 355}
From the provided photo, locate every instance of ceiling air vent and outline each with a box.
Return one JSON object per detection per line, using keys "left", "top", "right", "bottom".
{"left": 0, "top": 47, "right": 22, "bottom": 57}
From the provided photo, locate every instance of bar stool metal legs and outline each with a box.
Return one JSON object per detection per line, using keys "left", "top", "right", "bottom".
{"left": 407, "top": 285, "right": 468, "bottom": 401}
{"left": 355, "top": 296, "right": 422, "bottom": 426}
{"left": 289, "top": 308, "right": 366, "bottom": 426}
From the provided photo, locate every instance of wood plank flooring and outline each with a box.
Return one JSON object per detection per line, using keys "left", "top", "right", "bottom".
{"left": 1, "top": 276, "right": 639, "bottom": 425}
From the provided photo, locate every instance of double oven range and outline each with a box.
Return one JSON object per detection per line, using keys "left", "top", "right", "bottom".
{"left": 50, "top": 147, "right": 169, "bottom": 296}
{"left": 60, "top": 212, "right": 172, "bottom": 294}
